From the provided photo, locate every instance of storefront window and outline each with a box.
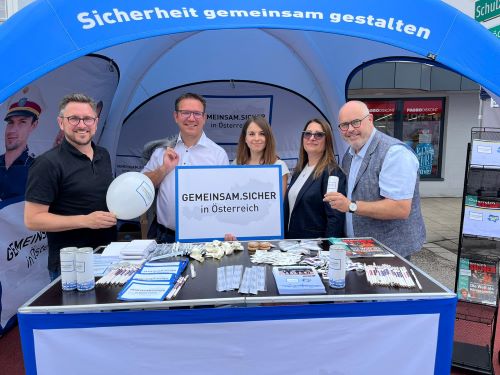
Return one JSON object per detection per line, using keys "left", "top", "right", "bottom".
{"left": 364, "top": 98, "right": 444, "bottom": 179}
{"left": 367, "top": 100, "right": 396, "bottom": 137}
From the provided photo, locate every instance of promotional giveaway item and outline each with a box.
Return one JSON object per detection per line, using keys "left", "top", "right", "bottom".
{"left": 327, "top": 175, "right": 339, "bottom": 193}
{"left": 106, "top": 172, "right": 155, "bottom": 220}
{"left": 328, "top": 244, "right": 347, "bottom": 289}
{"left": 76, "top": 247, "right": 95, "bottom": 291}
{"left": 272, "top": 266, "right": 326, "bottom": 295}
{"left": 60, "top": 247, "right": 77, "bottom": 291}
{"left": 117, "top": 260, "right": 188, "bottom": 301}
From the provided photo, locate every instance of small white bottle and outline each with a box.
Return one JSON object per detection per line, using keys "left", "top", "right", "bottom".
{"left": 328, "top": 244, "right": 346, "bottom": 288}
{"left": 60, "top": 247, "right": 77, "bottom": 291}
{"left": 327, "top": 176, "right": 339, "bottom": 193}
{"left": 76, "top": 247, "right": 95, "bottom": 291}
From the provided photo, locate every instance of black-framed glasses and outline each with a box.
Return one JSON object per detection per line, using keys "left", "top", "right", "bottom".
{"left": 60, "top": 116, "right": 97, "bottom": 126}
{"left": 302, "top": 131, "right": 326, "bottom": 140}
{"left": 176, "top": 110, "right": 204, "bottom": 119}
{"left": 338, "top": 114, "right": 370, "bottom": 131}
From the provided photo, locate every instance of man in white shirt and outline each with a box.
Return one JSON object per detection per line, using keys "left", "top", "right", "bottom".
{"left": 142, "top": 93, "right": 229, "bottom": 242}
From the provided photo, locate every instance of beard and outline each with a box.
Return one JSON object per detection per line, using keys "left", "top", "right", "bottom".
{"left": 65, "top": 130, "right": 93, "bottom": 146}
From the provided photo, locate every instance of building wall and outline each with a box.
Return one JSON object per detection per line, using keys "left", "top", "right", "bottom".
{"left": 421, "top": 92, "right": 478, "bottom": 197}
{"left": 351, "top": 90, "right": 479, "bottom": 197}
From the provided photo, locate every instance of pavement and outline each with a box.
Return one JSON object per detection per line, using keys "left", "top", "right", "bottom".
{"left": 412, "top": 197, "right": 462, "bottom": 291}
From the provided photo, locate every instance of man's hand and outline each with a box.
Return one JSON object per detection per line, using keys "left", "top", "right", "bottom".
{"left": 161, "top": 147, "right": 179, "bottom": 173}
{"left": 323, "top": 193, "right": 412, "bottom": 220}
{"left": 144, "top": 147, "right": 179, "bottom": 187}
{"left": 323, "top": 192, "right": 350, "bottom": 213}
{"left": 224, "top": 233, "right": 237, "bottom": 241}
{"left": 25, "top": 201, "right": 117, "bottom": 232}
{"left": 85, "top": 211, "right": 117, "bottom": 229}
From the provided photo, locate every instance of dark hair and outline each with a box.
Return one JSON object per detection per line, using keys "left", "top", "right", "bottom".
{"left": 296, "top": 118, "right": 339, "bottom": 179}
{"left": 235, "top": 116, "right": 278, "bottom": 165}
{"left": 58, "top": 93, "right": 97, "bottom": 116}
{"left": 174, "top": 93, "right": 206, "bottom": 112}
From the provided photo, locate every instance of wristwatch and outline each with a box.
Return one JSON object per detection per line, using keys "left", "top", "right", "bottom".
{"left": 348, "top": 201, "right": 358, "bottom": 214}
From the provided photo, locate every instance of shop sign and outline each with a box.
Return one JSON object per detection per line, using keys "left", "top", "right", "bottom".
{"left": 366, "top": 100, "right": 396, "bottom": 115}
{"left": 489, "top": 24, "right": 500, "bottom": 38}
{"left": 403, "top": 99, "right": 442, "bottom": 115}
{"left": 475, "top": 0, "right": 500, "bottom": 22}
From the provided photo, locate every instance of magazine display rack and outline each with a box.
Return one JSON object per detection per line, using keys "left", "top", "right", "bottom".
{"left": 453, "top": 128, "right": 500, "bottom": 374}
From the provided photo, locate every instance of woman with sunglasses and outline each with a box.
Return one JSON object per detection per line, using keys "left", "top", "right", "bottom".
{"left": 284, "top": 118, "right": 346, "bottom": 239}
{"left": 224, "top": 116, "right": 290, "bottom": 241}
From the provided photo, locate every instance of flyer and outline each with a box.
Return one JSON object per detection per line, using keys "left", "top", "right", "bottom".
{"left": 272, "top": 266, "right": 326, "bottom": 295}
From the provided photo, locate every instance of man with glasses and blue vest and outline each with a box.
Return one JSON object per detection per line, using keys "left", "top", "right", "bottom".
{"left": 324, "top": 100, "right": 425, "bottom": 259}
{"left": 142, "top": 93, "right": 229, "bottom": 243}
{"left": 25, "top": 93, "right": 117, "bottom": 280}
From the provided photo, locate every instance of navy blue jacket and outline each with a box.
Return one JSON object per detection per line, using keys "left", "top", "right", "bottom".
{"left": 284, "top": 166, "right": 346, "bottom": 239}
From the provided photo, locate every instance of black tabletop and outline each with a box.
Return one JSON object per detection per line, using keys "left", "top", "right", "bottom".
{"left": 25, "top": 239, "right": 451, "bottom": 310}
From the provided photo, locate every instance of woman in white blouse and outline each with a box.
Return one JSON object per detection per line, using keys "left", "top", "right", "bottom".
{"left": 232, "top": 116, "right": 290, "bottom": 196}
{"left": 225, "top": 116, "right": 290, "bottom": 241}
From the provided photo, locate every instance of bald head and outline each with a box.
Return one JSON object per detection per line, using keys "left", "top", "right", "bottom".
{"left": 338, "top": 100, "right": 374, "bottom": 153}
{"left": 338, "top": 101, "right": 369, "bottom": 122}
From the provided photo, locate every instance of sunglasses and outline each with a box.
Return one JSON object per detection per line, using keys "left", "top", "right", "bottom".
{"left": 302, "top": 131, "right": 326, "bottom": 140}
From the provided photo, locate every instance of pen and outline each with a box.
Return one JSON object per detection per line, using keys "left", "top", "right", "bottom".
{"left": 173, "top": 276, "right": 189, "bottom": 298}
{"left": 410, "top": 269, "right": 423, "bottom": 291}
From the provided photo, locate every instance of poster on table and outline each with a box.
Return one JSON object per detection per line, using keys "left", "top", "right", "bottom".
{"left": 175, "top": 165, "right": 283, "bottom": 242}
{"left": 470, "top": 139, "right": 500, "bottom": 168}
{"left": 0, "top": 55, "right": 119, "bottom": 334}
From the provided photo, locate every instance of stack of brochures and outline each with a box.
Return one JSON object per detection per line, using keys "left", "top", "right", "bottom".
{"left": 102, "top": 240, "right": 157, "bottom": 260}
{"left": 117, "top": 260, "right": 188, "bottom": 301}
{"left": 272, "top": 266, "right": 326, "bottom": 295}
{"left": 340, "top": 238, "right": 393, "bottom": 258}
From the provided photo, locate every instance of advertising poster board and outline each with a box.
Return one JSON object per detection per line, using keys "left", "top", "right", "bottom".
{"left": 176, "top": 165, "right": 283, "bottom": 242}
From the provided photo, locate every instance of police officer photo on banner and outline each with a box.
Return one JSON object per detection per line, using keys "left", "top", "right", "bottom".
{"left": 1, "top": 86, "right": 44, "bottom": 203}
{"left": 0, "top": 55, "right": 119, "bottom": 335}
{"left": 176, "top": 165, "right": 284, "bottom": 242}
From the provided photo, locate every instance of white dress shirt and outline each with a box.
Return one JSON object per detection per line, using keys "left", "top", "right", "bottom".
{"left": 142, "top": 132, "right": 229, "bottom": 230}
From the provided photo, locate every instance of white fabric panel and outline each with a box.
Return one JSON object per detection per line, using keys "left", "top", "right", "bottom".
{"left": 34, "top": 313, "right": 439, "bottom": 375}
{"left": 0, "top": 201, "right": 49, "bottom": 328}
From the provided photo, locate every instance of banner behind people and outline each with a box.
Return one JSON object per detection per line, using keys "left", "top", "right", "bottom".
{"left": 0, "top": 55, "right": 119, "bottom": 334}
{"left": 115, "top": 81, "right": 328, "bottom": 176}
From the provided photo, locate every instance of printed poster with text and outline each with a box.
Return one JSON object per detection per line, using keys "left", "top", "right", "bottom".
{"left": 463, "top": 195, "right": 500, "bottom": 239}
{"left": 175, "top": 165, "right": 283, "bottom": 242}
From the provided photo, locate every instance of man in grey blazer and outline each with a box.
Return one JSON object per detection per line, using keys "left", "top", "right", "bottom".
{"left": 324, "top": 100, "right": 425, "bottom": 259}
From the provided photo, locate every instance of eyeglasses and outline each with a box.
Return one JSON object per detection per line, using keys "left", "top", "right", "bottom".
{"left": 338, "top": 114, "right": 370, "bottom": 131}
{"left": 302, "top": 131, "right": 326, "bottom": 140}
{"left": 60, "top": 116, "right": 97, "bottom": 126}
{"left": 176, "top": 110, "right": 204, "bottom": 119}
